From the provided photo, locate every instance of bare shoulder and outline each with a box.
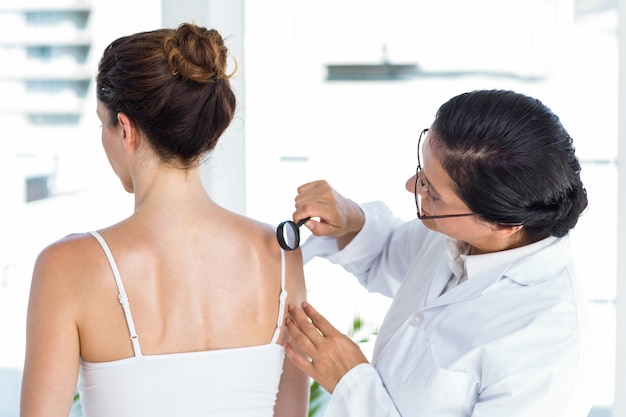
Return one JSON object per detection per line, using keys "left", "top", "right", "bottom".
{"left": 26, "top": 232, "right": 110, "bottom": 334}
{"left": 32, "top": 232, "right": 106, "bottom": 293}
{"left": 231, "top": 214, "right": 306, "bottom": 295}
{"left": 35, "top": 232, "right": 98, "bottom": 270}
{"left": 228, "top": 212, "right": 275, "bottom": 239}
{"left": 235, "top": 216, "right": 299, "bottom": 260}
{"left": 246, "top": 217, "right": 307, "bottom": 301}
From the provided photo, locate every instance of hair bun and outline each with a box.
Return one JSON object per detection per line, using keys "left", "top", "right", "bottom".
{"left": 164, "top": 23, "right": 231, "bottom": 83}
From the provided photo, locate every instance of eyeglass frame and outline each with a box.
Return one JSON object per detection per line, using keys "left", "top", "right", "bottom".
{"left": 414, "top": 128, "right": 477, "bottom": 220}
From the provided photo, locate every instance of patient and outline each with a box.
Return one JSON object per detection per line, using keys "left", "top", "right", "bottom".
{"left": 20, "top": 22, "right": 308, "bottom": 417}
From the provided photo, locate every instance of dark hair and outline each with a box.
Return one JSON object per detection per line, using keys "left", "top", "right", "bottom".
{"left": 430, "top": 89, "right": 588, "bottom": 239}
{"left": 96, "top": 23, "right": 236, "bottom": 167}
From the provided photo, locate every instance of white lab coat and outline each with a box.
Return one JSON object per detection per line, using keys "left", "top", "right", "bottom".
{"left": 302, "top": 201, "right": 591, "bottom": 417}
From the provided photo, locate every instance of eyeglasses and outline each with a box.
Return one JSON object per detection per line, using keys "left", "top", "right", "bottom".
{"left": 415, "top": 128, "right": 477, "bottom": 220}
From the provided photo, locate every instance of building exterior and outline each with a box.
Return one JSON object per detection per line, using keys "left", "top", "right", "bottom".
{"left": 0, "top": 0, "right": 162, "bottom": 205}
{"left": 0, "top": 1, "right": 94, "bottom": 203}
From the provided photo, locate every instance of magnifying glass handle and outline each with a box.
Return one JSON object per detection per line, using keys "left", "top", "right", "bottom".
{"left": 296, "top": 217, "right": 311, "bottom": 227}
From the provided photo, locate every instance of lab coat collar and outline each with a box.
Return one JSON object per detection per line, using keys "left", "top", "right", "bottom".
{"left": 433, "top": 235, "right": 567, "bottom": 306}
{"left": 495, "top": 235, "right": 566, "bottom": 285}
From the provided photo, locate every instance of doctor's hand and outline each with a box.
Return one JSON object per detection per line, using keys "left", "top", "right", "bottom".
{"left": 293, "top": 180, "right": 364, "bottom": 247}
{"left": 284, "top": 302, "right": 369, "bottom": 393}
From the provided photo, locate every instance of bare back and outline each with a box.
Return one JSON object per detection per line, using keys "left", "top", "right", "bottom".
{"left": 22, "top": 184, "right": 308, "bottom": 417}
{"left": 55, "top": 203, "right": 305, "bottom": 363}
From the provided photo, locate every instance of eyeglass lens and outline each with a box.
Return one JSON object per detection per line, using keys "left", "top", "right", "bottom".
{"left": 414, "top": 128, "right": 477, "bottom": 220}
{"left": 415, "top": 128, "right": 428, "bottom": 218}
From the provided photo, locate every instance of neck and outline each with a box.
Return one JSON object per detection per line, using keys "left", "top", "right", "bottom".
{"left": 468, "top": 232, "right": 545, "bottom": 255}
{"left": 132, "top": 164, "right": 210, "bottom": 213}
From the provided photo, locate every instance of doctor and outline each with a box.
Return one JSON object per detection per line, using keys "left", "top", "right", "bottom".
{"left": 285, "top": 89, "right": 591, "bottom": 416}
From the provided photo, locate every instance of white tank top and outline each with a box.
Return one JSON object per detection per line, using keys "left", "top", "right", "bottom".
{"left": 78, "top": 231, "right": 288, "bottom": 417}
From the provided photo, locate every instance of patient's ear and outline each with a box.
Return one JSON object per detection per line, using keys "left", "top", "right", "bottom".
{"left": 117, "top": 112, "right": 139, "bottom": 151}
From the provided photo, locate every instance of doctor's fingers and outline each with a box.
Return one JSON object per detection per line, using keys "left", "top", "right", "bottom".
{"left": 299, "top": 302, "right": 341, "bottom": 337}
{"left": 285, "top": 330, "right": 369, "bottom": 394}
{"left": 287, "top": 303, "right": 369, "bottom": 366}
{"left": 294, "top": 194, "right": 341, "bottom": 224}
{"left": 294, "top": 198, "right": 359, "bottom": 238}
{"left": 284, "top": 341, "right": 314, "bottom": 377}
{"left": 287, "top": 302, "right": 341, "bottom": 340}
{"left": 295, "top": 180, "right": 344, "bottom": 213}
{"left": 295, "top": 179, "right": 337, "bottom": 199}
{"left": 286, "top": 304, "right": 325, "bottom": 347}
{"left": 284, "top": 341, "right": 341, "bottom": 394}
{"left": 299, "top": 302, "right": 371, "bottom": 378}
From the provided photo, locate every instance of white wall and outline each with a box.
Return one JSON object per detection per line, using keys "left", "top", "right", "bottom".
{"left": 161, "top": 0, "right": 246, "bottom": 215}
{"left": 614, "top": 1, "right": 626, "bottom": 415}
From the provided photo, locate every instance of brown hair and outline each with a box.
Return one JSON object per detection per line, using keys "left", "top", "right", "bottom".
{"left": 96, "top": 23, "right": 236, "bottom": 167}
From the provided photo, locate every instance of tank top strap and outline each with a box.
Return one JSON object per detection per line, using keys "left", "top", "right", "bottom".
{"left": 89, "top": 231, "right": 143, "bottom": 357}
{"left": 270, "top": 249, "right": 288, "bottom": 344}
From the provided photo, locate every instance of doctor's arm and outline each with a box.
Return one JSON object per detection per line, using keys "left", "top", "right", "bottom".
{"left": 285, "top": 302, "right": 403, "bottom": 417}
{"left": 293, "top": 180, "right": 365, "bottom": 250}
{"left": 295, "top": 181, "right": 413, "bottom": 298}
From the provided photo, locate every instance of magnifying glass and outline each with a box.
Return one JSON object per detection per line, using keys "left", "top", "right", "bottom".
{"left": 276, "top": 217, "right": 311, "bottom": 251}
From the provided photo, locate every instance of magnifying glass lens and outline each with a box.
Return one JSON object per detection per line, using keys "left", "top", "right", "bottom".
{"left": 281, "top": 222, "right": 299, "bottom": 250}
{"left": 276, "top": 217, "right": 311, "bottom": 251}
